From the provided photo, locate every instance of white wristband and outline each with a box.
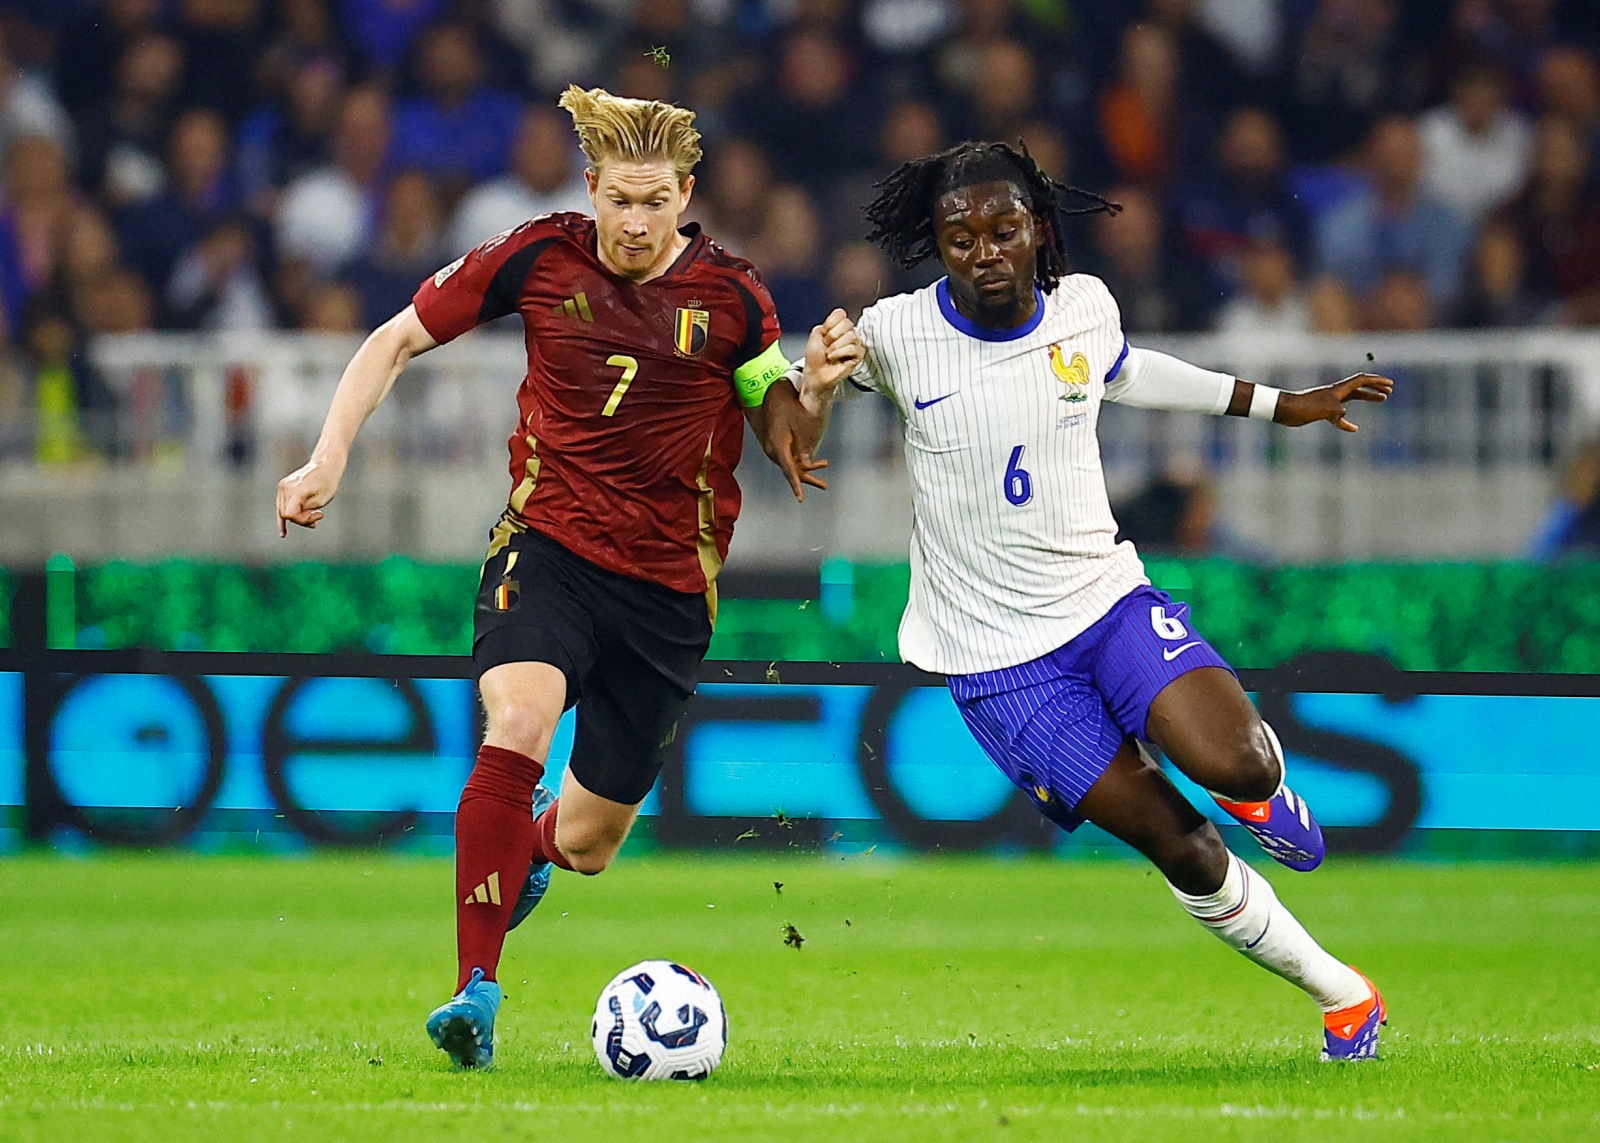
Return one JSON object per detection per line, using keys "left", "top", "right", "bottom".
{"left": 1248, "top": 383, "right": 1281, "bottom": 421}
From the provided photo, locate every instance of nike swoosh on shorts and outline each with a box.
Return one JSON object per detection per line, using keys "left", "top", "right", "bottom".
{"left": 1162, "top": 640, "right": 1202, "bottom": 661}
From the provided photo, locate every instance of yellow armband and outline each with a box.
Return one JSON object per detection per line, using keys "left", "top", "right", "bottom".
{"left": 732, "top": 341, "right": 792, "bottom": 408}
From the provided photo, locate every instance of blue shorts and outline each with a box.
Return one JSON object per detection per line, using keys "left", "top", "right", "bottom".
{"left": 947, "top": 585, "right": 1234, "bottom": 832}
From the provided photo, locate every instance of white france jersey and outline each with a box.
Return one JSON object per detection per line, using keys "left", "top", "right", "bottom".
{"left": 852, "top": 274, "right": 1147, "bottom": 675}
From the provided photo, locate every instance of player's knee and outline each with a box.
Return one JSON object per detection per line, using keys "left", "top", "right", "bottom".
{"left": 482, "top": 698, "right": 561, "bottom": 760}
{"left": 559, "top": 834, "right": 618, "bottom": 876}
{"left": 1215, "top": 724, "right": 1280, "bottom": 802}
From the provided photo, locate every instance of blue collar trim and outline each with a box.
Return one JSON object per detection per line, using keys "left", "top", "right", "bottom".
{"left": 936, "top": 278, "right": 1046, "bottom": 342}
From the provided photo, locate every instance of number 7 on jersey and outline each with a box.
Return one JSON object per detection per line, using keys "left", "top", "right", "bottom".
{"left": 601, "top": 354, "right": 640, "bottom": 417}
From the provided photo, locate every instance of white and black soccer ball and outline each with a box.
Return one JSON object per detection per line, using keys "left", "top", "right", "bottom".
{"left": 591, "top": 960, "right": 727, "bottom": 1081}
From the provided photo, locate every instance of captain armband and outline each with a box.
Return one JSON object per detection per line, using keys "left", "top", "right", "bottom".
{"left": 732, "top": 341, "right": 793, "bottom": 408}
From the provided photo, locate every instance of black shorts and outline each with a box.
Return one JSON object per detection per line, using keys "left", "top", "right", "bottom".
{"left": 473, "top": 528, "right": 713, "bottom": 805}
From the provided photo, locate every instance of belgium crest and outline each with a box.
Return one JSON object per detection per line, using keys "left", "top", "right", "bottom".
{"left": 674, "top": 306, "right": 710, "bottom": 356}
{"left": 1049, "top": 344, "right": 1090, "bottom": 403}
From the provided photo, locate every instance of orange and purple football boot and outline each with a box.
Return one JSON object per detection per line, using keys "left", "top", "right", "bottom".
{"left": 1321, "top": 971, "right": 1386, "bottom": 1061}
{"left": 1214, "top": 784, "right": 1326, "bottom": 872}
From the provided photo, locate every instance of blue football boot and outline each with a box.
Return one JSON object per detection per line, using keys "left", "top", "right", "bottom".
{"left": 507, "top": 783, "right": 557, "bottom": 932}
{"left": 1213, "top": 723, "right": 1325, "bottom": 872}
{"left": 426, "top": 967, "right": 501, "bottom": 1069}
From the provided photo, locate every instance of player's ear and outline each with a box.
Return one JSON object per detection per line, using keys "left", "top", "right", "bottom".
{"left": 677, "top": 173, "right": 695, "bottom": 213}
{"left": 584, "top": 167, "right": 599, "bottom": 199}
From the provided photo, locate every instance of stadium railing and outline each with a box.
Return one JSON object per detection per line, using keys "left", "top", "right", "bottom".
{"left": 1, "top": 329, "right": 1597, "bottom": 563}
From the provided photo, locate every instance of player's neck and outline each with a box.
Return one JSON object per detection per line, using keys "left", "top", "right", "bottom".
{"left": 601, "top": 229, "right": 693, "bottom": 284}
{"left": 949, "top": 284, "right": 1038, "bottom": 331}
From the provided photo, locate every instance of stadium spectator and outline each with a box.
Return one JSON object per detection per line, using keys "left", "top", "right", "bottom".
{"left": 390, "top": 23, "right": 520, "bottom": 191}
{"left": 1459, "top": 218, "right": 1538, "bottom": 328}
{"left": 1148, "top": 0, "right": 1258, "bottom": 112}
{"left": 337, "top": 0, "right": 447, "bottom": 73}
{"left": 167, "top": 217, "right": 275, "bottom": 331}
{"left": 761, "top": 185, "right": 831, "bottom": 332}
{"left": 0, "top": 25, "right": 73, "bottom": 166}
{"left": 1113, "top": 463, "right": 1220, "bottom": 556}
{"left": 275, "top": 85, "right": 390, "bottom": 277}
{"left": 339, "top": 170, "right": 444, "bottom": 329}
{"left": 448, "top": 106, "right": 590, "bottom": 253}
{"left": 828, "top": 241, "right": 892, "bottom": 321}
{"left": 54, "top": 0, "right": 164, "bottom": 115}
{"left": 1307, "top": 273, "right": 1361, "bottom": 333}
{"left": 256, "top": 0, "right": 355, "bottom": 95}
{"left": 963, "top": 39, "right": 1038, "bottom": 142}
{"left": 115, "top": 108, "right": 238, "bottom": 301}
{"left": 1213, "top": 235, "right": 1312, "bottom": 336}
{"left": 738, "top": 31, "right": 877, "bottom": 195}
{"left": 75, "top": 32, "right": 186, "bottom": 208}
{"left": 1098, "top": 21, "right": 1183, "bottom": 187}
{"left": 1419, "top": 64, "right": 1532, "bottom": 226}
{"left": 1018, "top": 120, "right": 1071, "bottom": 183}
{"left": 174, "top": 0, "right": 266, "bottom": 126}
{"left": 1315, "top": 115, "right": 1471, "bottom": 316}
{"left": 1535, "top": 45, "right": 1600, "bottom": 161}
{"left": 4, "top": 136, "right": 77, "bottom": 299}
{"left": 21, "top": 306, "right": 92, "bottom": 465}
{"left": 1497, "top": 114, "right": 1600, "bottom": 324}
{"left": 1529, "top": 437, "right": 1600, "bottom": 561}
{"left": 47, "top": 205, "right": 124, "bottom": 334}
{"left": 1363, "top": 268, "right": 1435, "bottom": 330}
{"left": 303, "top": 280, "right": 364, "bottom": 331}
{"left": 1081, "top": 183, "right": 1213, "bottom": 333}
{"left": 235, "top": 56, "right": 346, "bottom": 211}
{"left": 688, "top": 137, "right": 777, "bottom": 263}
{"left": 1285, "top": 0, "right": 1421, "bottom": 164}
{"left": 1173, "top": 106, "right": 1310, "bottom": 301}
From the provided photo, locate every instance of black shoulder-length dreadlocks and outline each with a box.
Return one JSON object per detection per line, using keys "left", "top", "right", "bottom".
{"left": 864, "top": 141, "right": 1120, "bottom": 293}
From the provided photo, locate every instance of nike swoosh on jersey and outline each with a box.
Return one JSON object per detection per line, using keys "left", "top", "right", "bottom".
{"left": 913, "top": 392, "right": 958, "bottom": 409}
{"left": 1162, "top": 640, "right": 1202, "bottom": 661}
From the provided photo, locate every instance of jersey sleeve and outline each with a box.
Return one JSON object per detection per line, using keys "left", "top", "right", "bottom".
{"left": 728, "top": 269, "right": 789, "bottom": 409}
{"left": 843, "top": 302, "right": 883, "bottom": 397}
{"left": 411, "top": 221, "right": 555, "bottom": 346}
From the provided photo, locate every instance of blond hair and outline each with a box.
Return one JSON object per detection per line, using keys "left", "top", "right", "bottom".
{"left": 557, "top": 85, "right": 702, "bottom": 181}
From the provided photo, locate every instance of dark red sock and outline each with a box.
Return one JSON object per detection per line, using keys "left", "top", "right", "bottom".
{"left": 454, "top": 744, "right": 544, "bottom": 992}
{"left": 530, "top": 798, "right": 573, "bottom": 871}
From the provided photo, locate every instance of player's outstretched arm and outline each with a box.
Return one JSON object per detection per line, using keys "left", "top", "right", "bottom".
{"left": 275, "top": 305, "right": 438, "bottom": 536}
{"left": 1253, "top": 372, "right": 1393, "bottom": 432}
{"left": 749, "top": 309, "right": 864, "bottom": 502}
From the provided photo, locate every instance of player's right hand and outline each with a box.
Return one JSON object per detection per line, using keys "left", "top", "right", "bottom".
{"left": 275, "top": 457, "right": 342, "bottom": 537}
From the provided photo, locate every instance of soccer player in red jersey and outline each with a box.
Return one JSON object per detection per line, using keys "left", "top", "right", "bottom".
{"left": 276, "top": 87, "right": 857, "bottom": 1068}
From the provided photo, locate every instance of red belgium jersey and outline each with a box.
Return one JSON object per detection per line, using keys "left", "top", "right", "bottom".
{"left": 412, "top": 213, "right": 783, "bottom": 594}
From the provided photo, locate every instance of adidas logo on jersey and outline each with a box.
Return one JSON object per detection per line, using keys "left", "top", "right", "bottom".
{"left": 552, "top": 292, "right": 594, "bottom": 322}
{"left": 464, "top": 872, "right": 502, "bottom": 906}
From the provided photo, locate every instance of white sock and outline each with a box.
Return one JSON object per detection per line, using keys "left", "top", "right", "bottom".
{"left": 1169, "top": 852, "right": 1369, "bottom": 1013}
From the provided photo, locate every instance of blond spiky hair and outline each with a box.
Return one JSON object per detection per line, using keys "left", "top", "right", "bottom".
{"left": 557, "top": 85, "right": 702, "bottom": 182}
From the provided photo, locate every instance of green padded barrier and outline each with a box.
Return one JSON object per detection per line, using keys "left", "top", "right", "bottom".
{"left": 41, "top": 557, "right": 1600, "bottom": 672}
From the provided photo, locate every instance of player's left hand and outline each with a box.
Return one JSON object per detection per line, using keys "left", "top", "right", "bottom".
{"left": 1276, "top": 373, "right": 1393, "bottom": 432}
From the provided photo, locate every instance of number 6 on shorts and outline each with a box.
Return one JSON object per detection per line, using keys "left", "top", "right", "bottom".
{"left": 1150, "top": 605, "right": 1188, "bottom": 640}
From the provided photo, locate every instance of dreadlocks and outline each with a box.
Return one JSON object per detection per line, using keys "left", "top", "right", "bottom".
{"left": 864, "top": 141, "right": 1119, "bottom": 293}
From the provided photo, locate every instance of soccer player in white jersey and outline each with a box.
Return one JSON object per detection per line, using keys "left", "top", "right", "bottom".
{"left": 793, "top": 142, "right": 1395, "bottom": 1060}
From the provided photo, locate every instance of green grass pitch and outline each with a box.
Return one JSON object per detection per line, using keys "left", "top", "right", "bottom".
{"left": 0, "top": 852, "right": 1596, "bottom": 1141}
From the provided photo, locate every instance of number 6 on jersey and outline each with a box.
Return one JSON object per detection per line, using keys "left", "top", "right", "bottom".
{"left": 1004, "top": 445, "right": 1033, "bottom": 506}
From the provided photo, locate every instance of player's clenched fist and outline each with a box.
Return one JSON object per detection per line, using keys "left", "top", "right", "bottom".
{"left": 799, "top": 308, "right": 863, "bottom": 414}
{"left": 275, "top": 457, "right": 343, "bottom": 537}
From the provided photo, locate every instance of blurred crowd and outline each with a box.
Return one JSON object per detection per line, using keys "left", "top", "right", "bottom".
{"left": 0, "top": 0, "right": 1598, "bottom": 463}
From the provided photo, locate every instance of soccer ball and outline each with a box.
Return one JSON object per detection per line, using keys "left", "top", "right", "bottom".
{"left": 591, "top": 960, "right": 727, "bottom": 1080}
